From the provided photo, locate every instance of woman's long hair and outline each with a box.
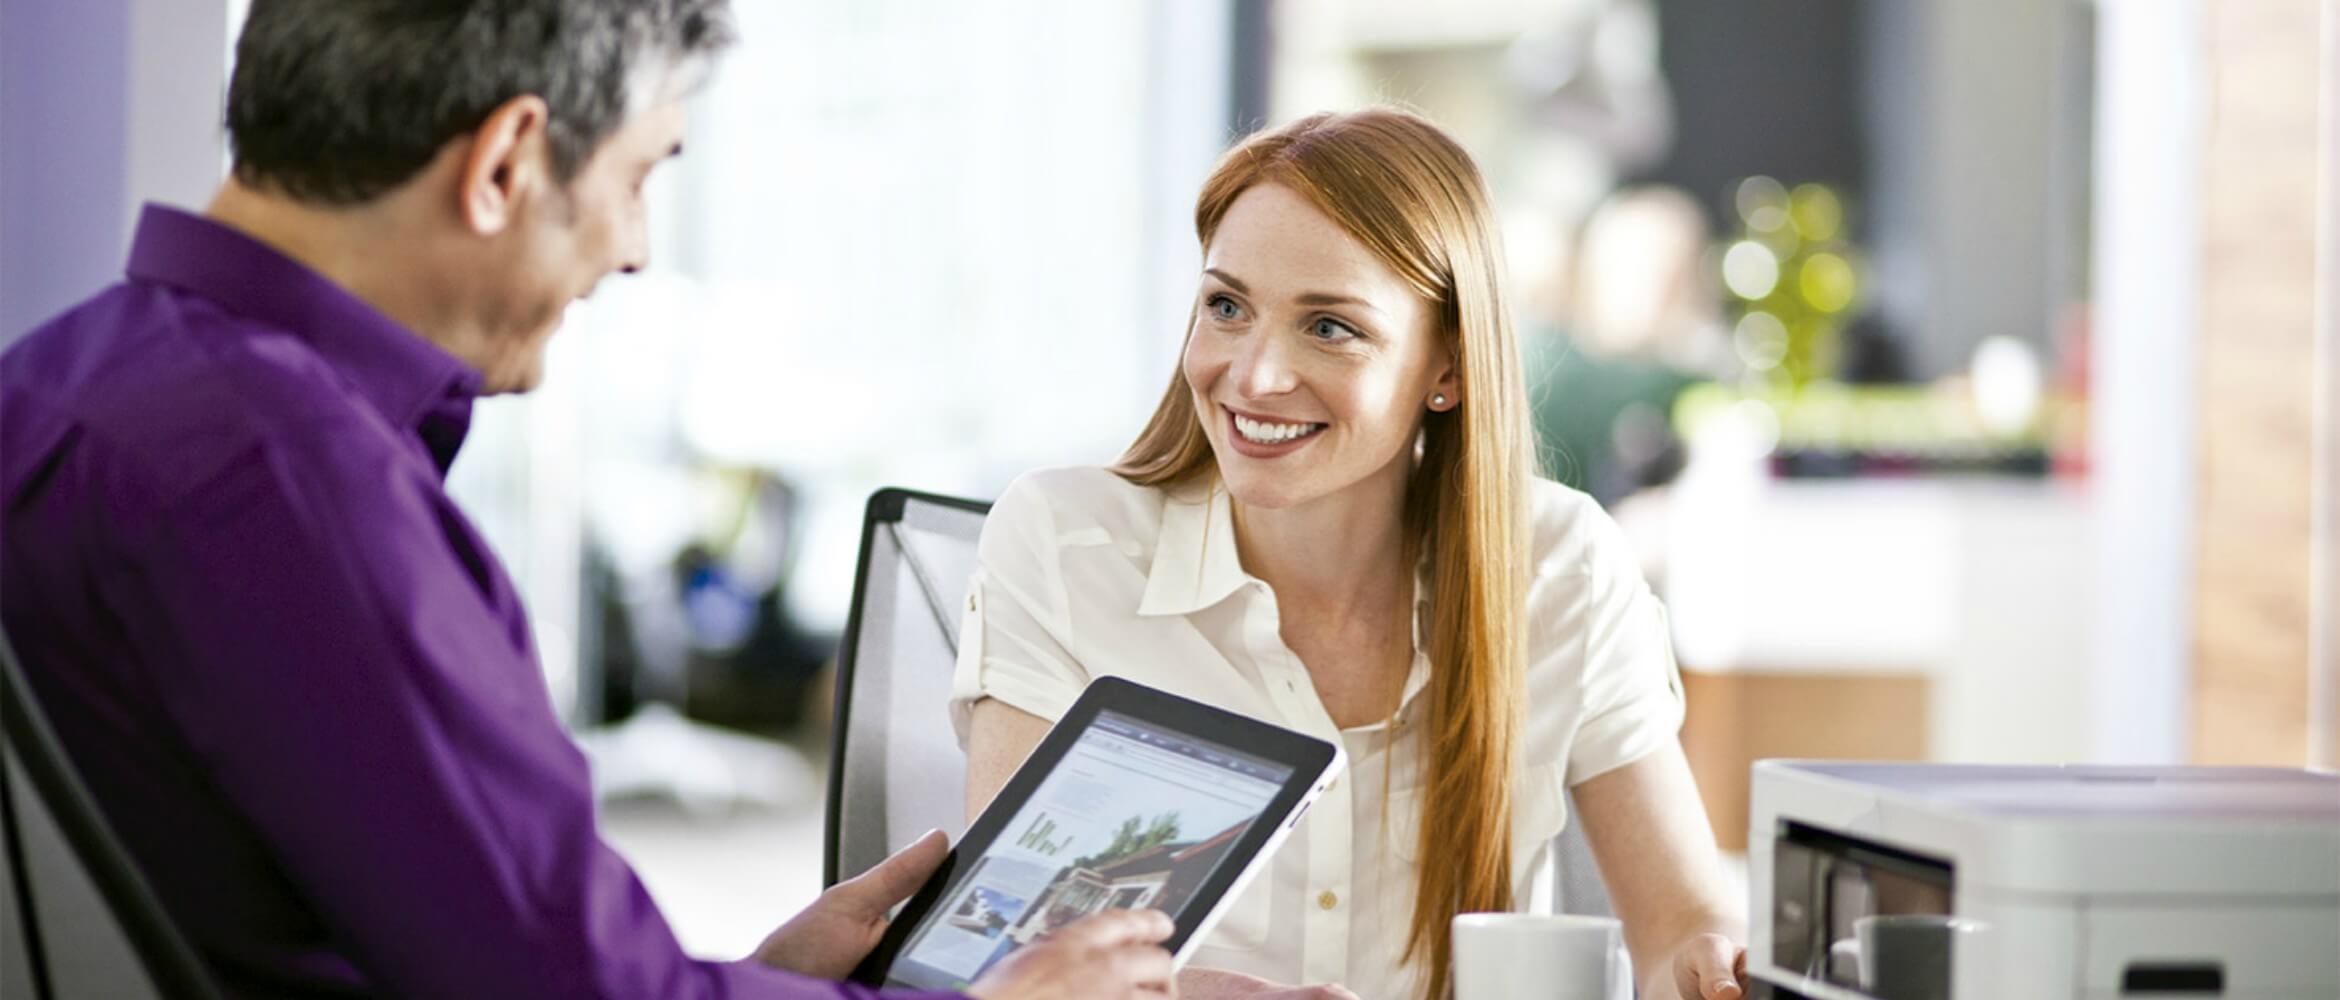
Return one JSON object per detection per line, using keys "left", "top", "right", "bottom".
{"left": 1113, "top": 108, "right": 1536, "bottom": 999}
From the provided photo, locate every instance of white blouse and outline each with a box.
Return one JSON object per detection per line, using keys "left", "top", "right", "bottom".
{"left": 949, "top": 466, "right": 1684, "bottom": 998}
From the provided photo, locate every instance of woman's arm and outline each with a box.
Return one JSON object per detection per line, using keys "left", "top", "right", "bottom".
{"left": 964, "top": 696, "right": 1056, "bottom": 822}
{"left": 1572, "top": 742, "right": 1748, "bottom": 1000}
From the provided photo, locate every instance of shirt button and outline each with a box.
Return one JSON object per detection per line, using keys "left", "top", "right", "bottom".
{"left": 1317, "top": 890, "right": 1339, "bottom": 911}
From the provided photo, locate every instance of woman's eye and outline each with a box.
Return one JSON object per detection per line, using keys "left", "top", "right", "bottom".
{"left": 1310, "top": 317, "right": 1360, "bottom": 342}
{"left": 1207, "top": 294, "right": 1242, "bottom": 321}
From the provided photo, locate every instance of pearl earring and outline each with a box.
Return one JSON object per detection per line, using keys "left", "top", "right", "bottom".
{"left": 1431, "top": 393, "right": 1448, "bottom": 408}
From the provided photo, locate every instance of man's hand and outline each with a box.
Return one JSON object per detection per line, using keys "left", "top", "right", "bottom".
{"left": 965, "top": 908, "right": 1179, "bottom": 1000}
{"left": 1667, "top": 932, "right": 1748, "bottom": 1000}
{"left": 751, "top": 829, "right": 949, "bottom": 980}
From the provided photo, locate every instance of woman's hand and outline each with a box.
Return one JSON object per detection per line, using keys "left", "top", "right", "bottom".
{"left": 1667, "top": 932, "right": 1748, "bottom": 999}
{"left": 1178, "top": 966, "right": 1359, "bottom": 999}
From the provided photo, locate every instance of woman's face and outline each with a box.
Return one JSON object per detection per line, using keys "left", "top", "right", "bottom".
{"left": 1184, "top": 182, "right": 1456, "bottom": 511}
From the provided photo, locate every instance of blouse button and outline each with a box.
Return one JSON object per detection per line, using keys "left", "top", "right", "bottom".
{"left": 1317, "top": 890, "right": 1339, "bottom": 911}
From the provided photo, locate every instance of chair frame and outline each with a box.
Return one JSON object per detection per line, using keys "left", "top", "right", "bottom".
{"left": 0, "top": 629, "right": 221, "bottom": 1000}
{"left": 821, "top": 487, "right": 992, "bottom": 888}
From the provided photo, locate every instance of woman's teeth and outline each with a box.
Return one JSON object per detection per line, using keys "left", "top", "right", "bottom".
{"left": 1233, "top": 413, "right": 1324, "bottom": 445}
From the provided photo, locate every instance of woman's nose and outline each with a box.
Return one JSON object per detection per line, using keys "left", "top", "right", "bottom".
{"left": 1230, "top": 332, "right": 1298, "bottom": 398}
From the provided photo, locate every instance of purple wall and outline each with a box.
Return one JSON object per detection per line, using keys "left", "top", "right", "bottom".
{"left": 2, "top": 0, "right": 131, "bottom": 343}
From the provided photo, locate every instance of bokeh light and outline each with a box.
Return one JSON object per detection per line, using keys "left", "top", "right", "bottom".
{"left": 1787, "top": 183, "right": 1843, "bottom": 242}
{"left": 1722, "top": 240, "right": 1781, "bottom": 300}
{"left": 1715, "top": 176, "right": 1864, "bottom": 388}
{"left": 1798, "top": 252, "right": 1857, "bottom": 313}
{"left": 1734, "top": 310, "right": 1790, "bottom": 371}
{"left": 1971, "top": 335, "right": 2044, "bottom": 437}
{"left": 1735, "top": 175, "right": 1790, "bottom": 233}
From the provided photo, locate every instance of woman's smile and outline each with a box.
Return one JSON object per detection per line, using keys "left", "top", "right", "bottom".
{"left": 1223, "top": 404, "right": 1328, "bottom": 457}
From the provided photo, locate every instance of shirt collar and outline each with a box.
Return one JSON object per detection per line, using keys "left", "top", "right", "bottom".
{"left": 1138, "top": 477, "right": 1251, "bottom": 617}
{"left": 124, "top": 204, "right": 482, "bottom": 472}
{"left": 1137, "top": 476, "right": 1435, "bottom": 633}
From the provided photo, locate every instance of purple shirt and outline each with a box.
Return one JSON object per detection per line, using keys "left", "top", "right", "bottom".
{"left": 1, "top": 206, "right": 957, "bottom": 1000}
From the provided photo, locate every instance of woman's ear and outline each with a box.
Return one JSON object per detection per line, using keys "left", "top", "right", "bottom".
{"left": 456, "top": 95, "right": 553, "bottom": 236}
{"left": 1427, "top": 337, "right": 1461, "bottom": 412}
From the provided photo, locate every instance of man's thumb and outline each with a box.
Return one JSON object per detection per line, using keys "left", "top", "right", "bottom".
{"left": 839, "top": 829, "right": 950, "bottom": 911}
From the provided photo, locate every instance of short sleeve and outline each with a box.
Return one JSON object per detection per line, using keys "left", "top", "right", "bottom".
{"left": 949, "top": 475, "right": 1092, "bottom": 743}
{"left": 1541, "top": 491, "right": 1687, "bottom": 789}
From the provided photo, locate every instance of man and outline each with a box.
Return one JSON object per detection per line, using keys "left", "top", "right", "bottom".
{"left": 0, "top": 2, "right": 1173, "bottom": 997}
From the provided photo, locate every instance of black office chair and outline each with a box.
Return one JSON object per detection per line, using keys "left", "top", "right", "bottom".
{"left": 816, "top": 486, "right": 1613, "bottom": 917}
{"left": 823, "top": 488, "right": 991, "bottom": 888}
{"left": 1, "top": 628, "right": 221, "bottom": 999}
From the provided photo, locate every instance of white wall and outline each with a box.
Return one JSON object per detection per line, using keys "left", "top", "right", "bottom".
{"left": 2087, "top": 0, "right": 2202, "bottom": 765}
{"left": 2, "top": 0, "right": 128, "bottom": 342}
{"left": 125, "top": 0, "right": 235, "bottom": 221}
{"left": 533, "top": 0, "right": 1237, "bottom": 638}
{"left": 0, "top": 0, "right": 232, "bottom": 342}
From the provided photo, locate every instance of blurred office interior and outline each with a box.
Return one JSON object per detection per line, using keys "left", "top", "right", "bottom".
{"left": 3, "top": 0, "right": 2334, "bottom": 960}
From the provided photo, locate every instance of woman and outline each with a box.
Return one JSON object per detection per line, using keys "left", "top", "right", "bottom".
{"left": 951, "top": 109, "right": 1745, "bottom": 1000}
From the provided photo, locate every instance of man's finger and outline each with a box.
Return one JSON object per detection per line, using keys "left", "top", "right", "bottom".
{"left": 1050, "top": 908, "right": 1176, "bottom": 948}
{"left": 836, "top": 829, "right": 949, "bottom": 911}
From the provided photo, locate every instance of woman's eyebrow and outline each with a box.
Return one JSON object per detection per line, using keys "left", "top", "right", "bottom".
{"left": 1205, "top": 268, "right": 1387, "bottom": 318}
{"left": 1203, "top": 267, "right": 1249, "bottom": 293}
{"left": 1295, "top": 290, "right": 1382, "bottom": 316}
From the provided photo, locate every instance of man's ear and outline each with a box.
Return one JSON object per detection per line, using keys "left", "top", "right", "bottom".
{"left": 457, "top": 95, "right": 554, "bottom": 236}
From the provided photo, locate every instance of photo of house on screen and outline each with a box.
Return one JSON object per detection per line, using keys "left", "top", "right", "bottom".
{"left": 892, "top": 723, "right": 1295, "bottom": 989}
{"left": 943, "top": 885, "right": 1027, "bottom": 937}
{"left": 1003, "top": 814, "right": 1253, "bottom": 942}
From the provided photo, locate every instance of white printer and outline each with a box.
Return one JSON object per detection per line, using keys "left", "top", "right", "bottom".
{"left": 1744, "top": 761, "right": 2339, "bottom": 999}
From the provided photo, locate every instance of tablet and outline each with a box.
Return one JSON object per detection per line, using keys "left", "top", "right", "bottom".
{"left": 850, "top": 676, "right": 1345, "bottom": 990}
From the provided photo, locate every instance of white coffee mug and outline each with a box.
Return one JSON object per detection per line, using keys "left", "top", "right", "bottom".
{"left": 1451, "top": 913, "right": 1629, "bottom": 1000}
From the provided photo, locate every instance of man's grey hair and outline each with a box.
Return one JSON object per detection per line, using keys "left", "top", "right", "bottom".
{"left": 226, "top": 0, "right": 735, "bottom": 205}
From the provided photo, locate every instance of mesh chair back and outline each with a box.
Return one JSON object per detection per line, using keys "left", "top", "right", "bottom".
{"left": 1, "top": 629, "right": 220, "bottom": 999}
{"left": 824, "top": 489, "right": 990, "bottom": 886}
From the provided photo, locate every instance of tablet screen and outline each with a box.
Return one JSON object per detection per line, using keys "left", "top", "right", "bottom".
{"left": 884, "top": 709, "right": 1296, "bottom": 990}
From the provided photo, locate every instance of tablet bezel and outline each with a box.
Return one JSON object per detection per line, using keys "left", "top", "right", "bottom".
{"left": 849, "top": 675, "right": 1342, "bottom": 988}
